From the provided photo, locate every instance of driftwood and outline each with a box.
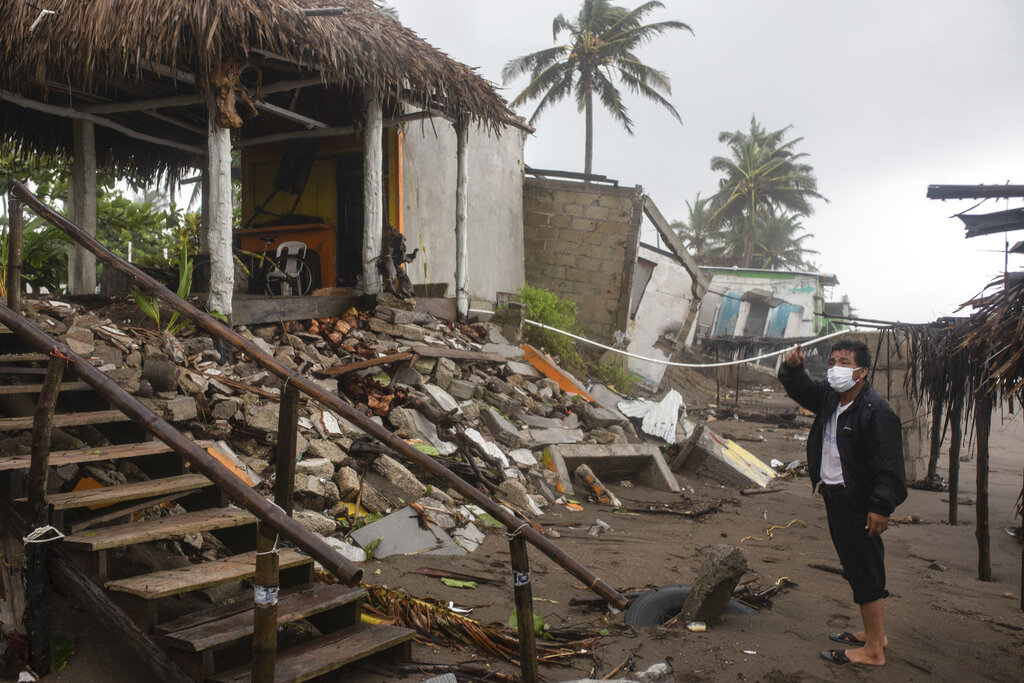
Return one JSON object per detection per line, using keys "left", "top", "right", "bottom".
{"left": 317, "top": 351, "right": 414, "bottom": 378}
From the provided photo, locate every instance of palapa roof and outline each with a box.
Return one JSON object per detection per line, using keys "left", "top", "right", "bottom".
{"left": 0, "top": 0, "right": 519, "bottom": 179}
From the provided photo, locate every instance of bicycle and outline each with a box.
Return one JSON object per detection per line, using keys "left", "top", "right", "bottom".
{"left": 193, "top": 236, "right": 317, "bottom": 297}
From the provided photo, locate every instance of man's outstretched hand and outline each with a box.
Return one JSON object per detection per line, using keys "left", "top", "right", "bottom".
{"left": 784, "top": 344, "right": 805, "bottom": 368}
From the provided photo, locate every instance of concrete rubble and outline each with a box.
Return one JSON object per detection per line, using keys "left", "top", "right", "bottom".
{"left": 14, "top": 295, "right": 775, "bottom": 567}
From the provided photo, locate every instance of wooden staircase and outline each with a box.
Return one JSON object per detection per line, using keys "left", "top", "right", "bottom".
{"left": 0, "top": 327, "right": 413, "bottom": 681}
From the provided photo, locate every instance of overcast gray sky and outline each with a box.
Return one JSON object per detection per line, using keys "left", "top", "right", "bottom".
{"left": 390, "top": 0, "right": 1024, "bottom": 323}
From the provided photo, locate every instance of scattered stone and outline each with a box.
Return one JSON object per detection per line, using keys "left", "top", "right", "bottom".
{"left": 580, "top": 402, "right": 629, "bottom": 430}
{"left": 447, "top": 378, "right": 477, "bottom": 401}
{"left": 481, "top": 407, "right": 522, "bottom": 448}
{"left": 376, "top": 306, "right": 416, "bottom": 324}
{"left": 210, "top": 397, "right": 242, "bottom": 420}
{"left": 157, "top": 396, "right": 198, "bottom": 422}
{"left": 322, "top": 536, "right": 367, "bottom": 564}
{"left": 245, "top": 404, "right": 281, "bottom": 432}
{"left": 64, "top": 326, "right": 95, "bottom": 356}
{"left": 391, "top": 364, "right": 423, "bottom": 387}
{"left": 505, "top": 360, "right": 540, "bottom": 379}
{"left": 508, "top": 448, "right": 538, "bottom": 468}
{"left": 142, "top": 358, "right": 181, "bottom": 393}
{"left": 306, "top": 439, "right": 351, "bottom": 466}
{"left": 105, "top": 367, "right": 141, "bottom": 393}
{"left": 681, "top": 545, "right": 749, "bottom": 625}
{"left": 368, "top": 317, "right": 427, "bottom": 342}
{"left": 293, "top": 509, "right": 337, "bottom": 536}
{"left": 521, "top": 428, "right": 585, "bottom": 448}
{"left": 481, "top": 342, "right": 525, "bottom": 361}
{"left": 498, "top": 479, "right": 544, "bottom": 516}
{"left": 423, "top": 384, "right": 460, "bottom": 414}
{"left": 452, "top": 523, "right": 486, "bottom": 553}
{"left": 374, "top": 454, "right": 428, "bottom": 500}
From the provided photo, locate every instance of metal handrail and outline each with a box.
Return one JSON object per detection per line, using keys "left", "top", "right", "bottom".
{"left": 7, "top": 179, "right": 627, "bottom": 609}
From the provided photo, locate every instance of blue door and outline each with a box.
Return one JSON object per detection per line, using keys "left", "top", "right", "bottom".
{"left": 712, "top": 293, "right": 742, "bottom": 337}
{"left": 766, "top": 303, "right": 802, "bottom": 337}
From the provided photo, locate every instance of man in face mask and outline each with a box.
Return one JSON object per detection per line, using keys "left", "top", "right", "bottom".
{"left": 778, "top": 339, "right": 907, "bottom": 667}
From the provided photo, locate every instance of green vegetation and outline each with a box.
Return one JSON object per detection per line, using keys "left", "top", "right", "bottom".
{"left": 592, "top": 358, "right": 640, "bottom": 394}
{"left": 131, "top": 247, "right": 194, "bottom": 334}
{"left": 515, "top": 284, "right": 583, "bottom": 371}
{"left": 502, "top": 0, "right": 691, "bottom": 176}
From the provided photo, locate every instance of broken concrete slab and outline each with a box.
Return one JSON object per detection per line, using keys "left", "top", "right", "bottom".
{"left": 293, "top": 509, "right": 337, "bottom": 536}
{"left": 446, "top": 378, "right": 478, "bottom": 401}
{"left": 580, "top": 402, "right": 629, "bottom": 430}
{"left": 671, "top": 424, "right": 777, "bottom": 489}
{"left": 142, "top": 357, "right": 181, "bottom": 393}
{"left": 464, "top": 428, "right": 511, "bottom": 470}
{"left": 481, "top": 407, "right": 522, "bottom": 448}
{"left": 515, "top": 412, "right": 564, "bottom": 430}
{"left": 481, "top": 342, "right": 526, "bottom": 361}
{"left": 507, "top": 448, "right": 538, "bottom": 468}
{"left": 332, "top": 468, "right": 392, "bottom": 513}
{"left": 376, "top": 305, "right": 416, "bottom": 325}
{"left": 543, "top": 443, "right": 680, "bottom": 496}
{"left": 682, "top": 545, "right": 748, "bottom": 625}
{"left": 306, "top": 438, "right": 352, "bottom": 466}
{"left": 520, "top": 428, "right": 585, "bottom": 448}
{"left": 373, "top": 454, "right": 428, "bottom": 501}
{"left": 349, "top": 507, "right": 466, "bottom": 558}
{"left": 505, "top": 360, "right": 541, "bottom": 379}
{"left": 572, "top": 464, "right": 621, "bottom": 508}
{"left": 322, "top": 536, "right": 367, "bottom": 564}
{"left": 498, "top": 479, "right": 544, "bottom": 516}
{"left": 423, "top": 383, "right": 460, "bottom": 414}
{"left": 452, "top": 523, "right": 486, "bottom": 553}
{"left": 368, "top": 317, "right": 427, "bottom": 342}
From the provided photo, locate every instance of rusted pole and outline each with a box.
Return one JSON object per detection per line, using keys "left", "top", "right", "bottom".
{"left": 253, "top": 383, "right": 299, "bottom": 681}
{"left": 509, "top": 533, "right": 538, "bottom": 683}
{"left": 948, "top": 398, "right": 962, "bottom": 526}
{"left": 24, "top": 356, "right": 64, "bottom": 675}
{"left": 0, "top": 303, "right": 362, "bottom": 587}
{"left": 7, "top": 191, "right": 23, "bottom": 310}
{"left": 974, "top": 391, "right": 992, "bottom": 582}
{"left": 7, "top": 180, "right": 628, "bottom": 610}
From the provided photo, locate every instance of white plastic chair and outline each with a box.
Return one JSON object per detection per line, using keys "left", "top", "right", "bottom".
{"left": 268, "top": 241, "right": 308, "bottom": 295}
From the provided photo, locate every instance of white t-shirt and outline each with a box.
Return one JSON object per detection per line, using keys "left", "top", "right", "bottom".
{"left": 821, "top": 401, "right": 853, "bottom": 485}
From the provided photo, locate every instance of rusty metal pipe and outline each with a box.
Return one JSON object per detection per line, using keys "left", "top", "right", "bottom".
{"left": 8, "top": 180, "right": 628, "bottom": 610}
{"left": 0, "top": 303, "right": 363, "bottom": 586}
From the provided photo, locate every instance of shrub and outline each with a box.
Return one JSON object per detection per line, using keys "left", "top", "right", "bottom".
{"left": 514, "top": 284, "right": 583, "bottom": 371}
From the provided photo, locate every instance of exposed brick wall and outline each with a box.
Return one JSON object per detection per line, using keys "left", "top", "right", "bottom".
{"left": 523, "top": 178, "right": 642, "bottom": 342}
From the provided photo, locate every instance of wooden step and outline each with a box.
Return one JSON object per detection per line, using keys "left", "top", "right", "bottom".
{"left": 105, "top": 548, "right": 311, "bottom": 599}
{"left": 0, "top": 439, "right": 213, "bottom": 472}
{"left": 0, "top": 353, "right": 50, "bottom": 363}
{"left": 208, "top": 622, "right": 414, "bottom": 683}
{"left": 163, "top": 583, "right": 364, "bottom": 653}
{"left": 0, "top": 409, "right": 131, "bottom": 432}
{"left": 43, "top": 473, "right": 212, "bottom": 511}
{"left": 0, "top": 381, "right": 93, "bottom": 395}
{"left": 64, "top": 506, "right": 256, "bottom": 551}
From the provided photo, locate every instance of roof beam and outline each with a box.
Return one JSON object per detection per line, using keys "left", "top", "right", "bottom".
{"left": 0, "top": 88, "right": 204, "bottom": 156}
{"left": 235, "top": 110, "right": 438, "bottom": 149}
{"left": 927, "top": 184, "right": 1024, "bottom": 200}
{"left": 44, "top": 81, "right": 205, "bottom": 136}
{"left": 253, "top": 101, "right": 328, "bottom": 129}
{"left": 642, "top": 195, "right": 710, "bottom": 291}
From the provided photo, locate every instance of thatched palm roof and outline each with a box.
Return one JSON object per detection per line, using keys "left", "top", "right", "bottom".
{"left": 0, "top": 0, "right": 518, "bottom": 179}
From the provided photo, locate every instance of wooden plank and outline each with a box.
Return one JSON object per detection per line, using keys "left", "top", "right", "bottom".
{"left": 409, "top": 346, "right": 505, "bottom": 362}
{"left": 208, "top": 623, "right": 414, "bottom": 683}
{"left": 105, "top": 548, "right": 311, "bottom": 599}
{"left": 317, "top": 352, "right": 413, "bottom": 378}
{"left": 0, "top": 353, "right": 50, "bottom": 363}
{"left": 164, "top": 583, "right": 363, "bottom": 652}
{"left": 0, "top": 409, "right": 131, "bottom": 432}
{"left": 43, "top": 474, "right": 212, "bottom": 511}
{"left": 0, "top": 439, "right": 212, "bottom": 472}
{"left": 228, "top": 294, "right": 362, "bottom": 326}
{"left": 63, "top": 507, "right": 256, "bottom": 551}
{"left": 0, "top": 381, "right": 92, "bottom": 395}
{"left": 154, "top": 584, "right": 314, "bottom": 635}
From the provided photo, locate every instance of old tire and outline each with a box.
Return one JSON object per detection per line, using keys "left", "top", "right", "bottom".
{"left": 624, "top": 584, "right": 757, "bottom": 626}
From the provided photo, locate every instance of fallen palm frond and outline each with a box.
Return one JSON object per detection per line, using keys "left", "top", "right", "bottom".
{"left": 362, "top": 584, "right": 596, "bottom": 665}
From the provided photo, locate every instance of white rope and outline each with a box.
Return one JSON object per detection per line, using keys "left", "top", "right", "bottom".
{"left": 468, "top": 309, "right": 851, "bottom": 369}
{"left": 23, "top": 525, "right": 64, "bottom": 544}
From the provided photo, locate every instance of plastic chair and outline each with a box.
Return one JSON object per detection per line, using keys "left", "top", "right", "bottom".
{"left": 268, "top": 241, "right": 308, "bottom": 295}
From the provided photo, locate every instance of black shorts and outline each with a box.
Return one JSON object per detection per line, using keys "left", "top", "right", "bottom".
{"left": 820, "top": 484, "right": 889, "bottom": 604}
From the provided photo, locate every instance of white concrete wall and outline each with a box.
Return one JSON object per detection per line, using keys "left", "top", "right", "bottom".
{"left": 402, "top": 119, "right": 527, "bottom": 303}
{"left": 703, "top": 271, "right": 821, "bottom": 337}
{"left": 625, "top": 245, "right": 698, "bottom": 386}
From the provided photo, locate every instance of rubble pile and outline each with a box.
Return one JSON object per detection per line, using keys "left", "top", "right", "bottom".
{"left": 8, "top": 295, "right": 771, "bottom": 563}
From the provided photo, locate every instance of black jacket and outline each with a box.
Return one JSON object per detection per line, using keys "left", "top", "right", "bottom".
{"left": 778, "top": 362, "right": 907, "bottom": 517}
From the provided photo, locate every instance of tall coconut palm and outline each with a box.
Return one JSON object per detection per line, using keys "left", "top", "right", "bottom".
{"left": 502, "top": 0, "right": 691, "bottom": 176}
{"left": 709, "top": 116, "right": 825, "bottom": 267}
{"left": 750, "top": 209, "right": 819, "bottom": 271}
{"left": 672, "top": 192, "right": 729, "bottom": 261}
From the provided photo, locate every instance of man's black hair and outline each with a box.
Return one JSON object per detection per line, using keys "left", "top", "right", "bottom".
{"left": 830, "top": 339, "right": 871, "bottom": 368}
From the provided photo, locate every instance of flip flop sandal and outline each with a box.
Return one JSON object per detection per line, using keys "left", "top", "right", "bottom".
{"left": 820, "top": 649, "right": 852, "bottom": 665}
{"left": 829, "top": 631, "right": 865, "bottom": 646}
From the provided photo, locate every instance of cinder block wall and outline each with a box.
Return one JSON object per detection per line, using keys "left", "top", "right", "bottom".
{"left": 522, "top": 178, "right": 642, "bottom": 342}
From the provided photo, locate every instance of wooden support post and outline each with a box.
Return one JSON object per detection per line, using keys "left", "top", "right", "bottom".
{"left": 926, "top": 398, "right": 943, "bottom": 482}
{"left": 509, "top": 533, "right": 538, "bottom": 683}
{"left": 252, "top": 522, "right": 280, "bottom": 683}
{"left": 67, "top": 120, "right": 97, "bottom": 295}
{"left": 454, "top": 114, "right": 470, "bottom": 320}
{"left": 253, "top": 383, "right": 299, "bottom": 681}
{"left": 6, "top": 191, "right": 22, "bottom": 310}
{"left": 207, "top": 117, "right": 234, "bottom": 318}
{"left": 974, "top": 391, "right": 992, "bottom": 582}
{"left": 275, "top": 383, "right": 300, "bottom": 516}
{"left": 948, "top": 399, "right": 962, "bottom": 526}
{"left": 24, "top": 357, "right": 64, "bottom": 674}
{"left": 362, "top": 94, "right": 384, "bottom": 294}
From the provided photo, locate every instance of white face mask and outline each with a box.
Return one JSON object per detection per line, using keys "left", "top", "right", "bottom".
{"left": 827, "top": 366, "right": 862, "bottom": 393}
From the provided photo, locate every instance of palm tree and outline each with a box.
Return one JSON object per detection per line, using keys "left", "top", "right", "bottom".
{"left": 502, "top": 0, "right": 691, "bottom": 176}
{"left": 672, "top": 193, "right": 729, "bottom": 261}
{"left": 709, "top": 116, "right": 825, "bottom": 267}
{"left": 750, "top": 209, "right": 819, "bottom": 271}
